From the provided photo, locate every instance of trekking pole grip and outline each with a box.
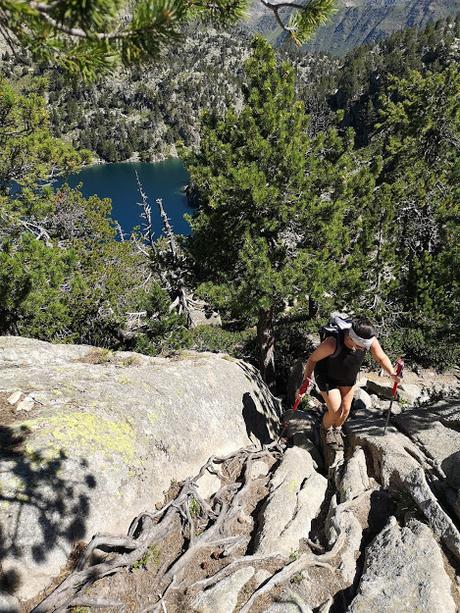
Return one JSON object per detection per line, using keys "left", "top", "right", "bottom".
{"left": 392, "top": 358, "right": 404, "bottom": 398}
{"left": 293, "top": 377, "right": 312, "bottom": 412}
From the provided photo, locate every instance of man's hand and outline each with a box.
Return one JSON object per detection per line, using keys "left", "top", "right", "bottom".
{"left": 390, "top": 372, "right": 402, "bottom": 384}
{"left": 295, "top": 378, "right": 312, "bottom": 402}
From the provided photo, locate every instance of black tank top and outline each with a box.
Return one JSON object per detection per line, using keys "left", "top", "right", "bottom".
{"left": 315, "top": 333, "right": 365, "bottom": 386}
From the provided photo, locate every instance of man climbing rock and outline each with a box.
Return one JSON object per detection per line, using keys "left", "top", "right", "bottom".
{"left": 295, "top": 316, "right": 400, "bottom": 449}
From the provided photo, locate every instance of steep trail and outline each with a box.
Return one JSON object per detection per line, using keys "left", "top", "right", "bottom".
{"left": 28, "top": 396, "right": 460, "bottom": 612}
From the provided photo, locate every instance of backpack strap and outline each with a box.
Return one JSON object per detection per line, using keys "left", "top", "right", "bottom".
{"left": 330, "top": 329, "right": 344, "bottom": 359}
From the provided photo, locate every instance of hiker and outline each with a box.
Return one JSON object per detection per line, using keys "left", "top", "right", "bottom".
{"left": 295, "top": 316, "right": 401, "bottom": 448}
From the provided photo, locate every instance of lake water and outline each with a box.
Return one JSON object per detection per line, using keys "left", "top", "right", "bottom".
{"left": 65, "top": 159, "right": 192, "bottom": 237}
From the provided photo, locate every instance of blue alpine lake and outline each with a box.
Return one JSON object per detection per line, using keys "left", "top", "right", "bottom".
{"left": 64, "top": 159, "right": 193, "bottom": 237}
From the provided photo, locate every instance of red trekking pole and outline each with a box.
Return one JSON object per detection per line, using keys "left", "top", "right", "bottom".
{"left": 292, "top": 377, "right": 312, "bottom": 412}
{"left": 384, "top": 358, "right": 404, "bottom": 434}
{"left": 280, "top": 377, "right": 312, "bottom": 440}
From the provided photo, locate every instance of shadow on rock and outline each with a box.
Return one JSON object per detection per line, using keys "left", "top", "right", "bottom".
{"left": 350, "top": 396, "right": 460, "bottom": 439}
{"left": 242, "top": 392, "right": 272, "bottom": 445}
{"left": 0, "top": 424, "right": 96, "bottom": 592}
{"left": 441, "top": 450, "right": 460, "bottom": 490}
{"left": 237, "top": 361, "right": 282, "bottom": 437}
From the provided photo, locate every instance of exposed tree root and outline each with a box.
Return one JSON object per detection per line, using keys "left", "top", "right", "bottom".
{"left": 69, "top": 597, "right": 125, "bottom": 610}
{"left": 238, "top": 532, "right": 345, "bottom": 613}
{"left": 32, "top": 443, "right": 283, "bottom": 613}
{"left": 35, "top": 411, "right": 456, "bottom": 613}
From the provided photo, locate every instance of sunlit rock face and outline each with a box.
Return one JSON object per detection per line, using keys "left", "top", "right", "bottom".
{"left": 0, "top": 336, "right": 280, "bottom": 601}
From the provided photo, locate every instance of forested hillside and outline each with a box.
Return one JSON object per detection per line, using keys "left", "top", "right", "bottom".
{"left": 1, "top": 16, "right": 459, "bottom": 389}
{"left": 0, "top": 26, "right": 336, "bottom": 163}
{"left": 3, "top": 16, "right": 458, "bottom": 163}
{"left": 1, "top": 28, "right": 251, "bottom": 163}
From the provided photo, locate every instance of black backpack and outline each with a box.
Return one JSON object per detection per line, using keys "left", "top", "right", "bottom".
{"left": 319, "top": 312, "right": 352, "bottom": 359}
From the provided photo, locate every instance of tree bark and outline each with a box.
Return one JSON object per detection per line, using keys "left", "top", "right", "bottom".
{"left": 308, "top": 295, "right": 318, "bottom": 319}
{"left": 257, "top": 307, "right": 276, "bottom": 389}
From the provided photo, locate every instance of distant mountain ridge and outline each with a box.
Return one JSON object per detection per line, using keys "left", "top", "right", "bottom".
{"left": 246, "top": 0, "right": 460, "bottom": 55}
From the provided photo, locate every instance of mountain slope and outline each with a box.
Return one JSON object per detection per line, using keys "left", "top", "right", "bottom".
{"left": 247, "top": 0, "right": 460, "bottom": 55}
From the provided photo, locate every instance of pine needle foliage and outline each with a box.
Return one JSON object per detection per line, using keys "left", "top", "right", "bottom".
{"left": 184, "top": 37, "right": 367, "bottom": 384}
{"left": 0, "top": 0, "right": 336, "bottom": 78}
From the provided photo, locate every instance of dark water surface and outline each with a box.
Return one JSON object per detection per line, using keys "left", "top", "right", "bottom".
{"left": 65, "top": 159, "right": 192, "bottom": 237}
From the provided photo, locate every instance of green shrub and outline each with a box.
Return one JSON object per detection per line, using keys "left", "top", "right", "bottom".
{"left": 179, "top": 325, "right": 255, "bottom": 356}
{"left": 136, "top": 324, "right": 256, "bottom": 359}
{"left": 131, "top": 544, "right": 161, "bottom": 571}
{"left": 382, "top": 326, "right": 460, "bottom": 371}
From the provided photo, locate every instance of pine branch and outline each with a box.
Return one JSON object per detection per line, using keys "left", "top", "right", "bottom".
{"left": 0, "top": 0, "right": 336, "bottom": 77}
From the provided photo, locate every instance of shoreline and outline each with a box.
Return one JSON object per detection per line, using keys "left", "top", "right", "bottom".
{"left": 90, "top": 144, "right": 180, "bottom": 167}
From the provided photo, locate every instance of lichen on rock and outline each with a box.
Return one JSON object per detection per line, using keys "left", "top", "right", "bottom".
{"left": 21, "top": 411, "right": 137, "bottom": 464}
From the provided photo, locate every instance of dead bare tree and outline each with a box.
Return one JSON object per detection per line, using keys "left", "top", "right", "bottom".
{"left": 133, "top": 173, "right": 220, "bottom": 328}
{"left": 155, "top": 196, "right": 190, "bottom": 318}
{"left": 135, "top": 170, "right": 156, "bottom": 253}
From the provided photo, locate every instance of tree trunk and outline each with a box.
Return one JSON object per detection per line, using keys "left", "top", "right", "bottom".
{"left": 257, "top": 307, "right": 276, "bottom": 389}
{"left": 308, "top": 296, "right": 318, "bottom": 319}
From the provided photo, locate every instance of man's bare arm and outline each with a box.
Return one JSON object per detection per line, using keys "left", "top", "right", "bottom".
{"left": 302, "top": 336, "right": 336, "bottom": 382}
{"left": 370, "top": 339, "right": 401, "bottom": 383}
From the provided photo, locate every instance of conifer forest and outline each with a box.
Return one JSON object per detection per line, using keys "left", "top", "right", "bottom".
{"left": 1, "top": 0, "right": 459, "bottom": 391}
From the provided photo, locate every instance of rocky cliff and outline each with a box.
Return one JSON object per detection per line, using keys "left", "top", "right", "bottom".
{"left": 0, "top": 337, "right": 280, "bottom": 606}
{"left": 248, "top": 0, "right": 460, "bottom": 55}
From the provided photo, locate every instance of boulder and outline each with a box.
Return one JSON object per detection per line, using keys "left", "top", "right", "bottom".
{"left": 337, "top": 447, "right": 370, "bottom": 503}
{"left": 7, "top": 391, "right": 22, "bottom": 405}
{"left": 334, "top": 510, "right": 363, "bottom": 583}
{"left": 187, "top": 303, "right": 222, "bottom": 328}
{"left": 0, "top": 336, "right": 281, "bottom": 602}
{"left": 398, "top": 383, "right": 423, "bottom": 406}
{"left": 348, "top": 517, "right": 456, "bottom": 613}
{"left": 353, "top": 388, "right": 373, "bottom": 411}
{"left": 365, "top": 376, "right": 423, "bottom": 406}
{"left": 283, "top": 409, "right": 323, "bottom": 469}
{"left": 394, "top": 399, "right": 460, "bottom": 519}
{"left": 365, "top": 375, "right": 396, "bottom": 400}
{"left": 191, "top": 566, "right": 255, "bottom": 613}
{"left": 365, "top": 369, "right": 459, "bottom": 406}
{"left": 254, "top": 446, "right": 327, "bottom": 556}
{"left": 325, "top": 493, "right": 363, "bottom": 583}
{"left": 347, "top": 403, "right": 460, "bottom": 563}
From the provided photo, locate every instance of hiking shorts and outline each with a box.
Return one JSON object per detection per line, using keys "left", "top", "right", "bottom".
{"left": 315, "top": 373, "right": 356, "bottom": 392}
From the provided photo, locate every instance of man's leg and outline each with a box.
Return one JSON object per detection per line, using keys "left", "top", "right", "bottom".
{"left": 335, "top": 386, "right": 355, "bottom": 428}
{"left": 320, "top": 388, "right": 341, "bottom": 429}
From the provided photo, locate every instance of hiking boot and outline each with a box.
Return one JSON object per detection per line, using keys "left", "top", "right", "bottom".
{"left": 324, "top": 427, "right": 338, "bottom": 449}
{"left": 333, "top": 427, "right": 344, "bottom": 449}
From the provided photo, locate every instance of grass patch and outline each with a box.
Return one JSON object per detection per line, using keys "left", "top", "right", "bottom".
{"left": 188, "top": 497, "right": 201, "bottom": 517}
{"left": 290, "top": 572, "right": 304, "bottom": 585}
{"left": 118, "top": 355, "right": 142, "bottom": 367}
{"left": 78, "top": 348, "right": 113, "bottom": 364}
{"left": 131, "top": 544, "right": 161, "bottom": 571}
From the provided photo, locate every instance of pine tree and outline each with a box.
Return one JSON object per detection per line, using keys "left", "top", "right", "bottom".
{"left": 0, "top": 79, "right": 149, "bottom": 345}
{"left": 0, "top": 78, "right": 90, "bottom": 192}
{"left": 185, "top": 37, "right": 367, "bottom": 386}
{"left": 371, "top": 65, "right": 460, "bottom": 364}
